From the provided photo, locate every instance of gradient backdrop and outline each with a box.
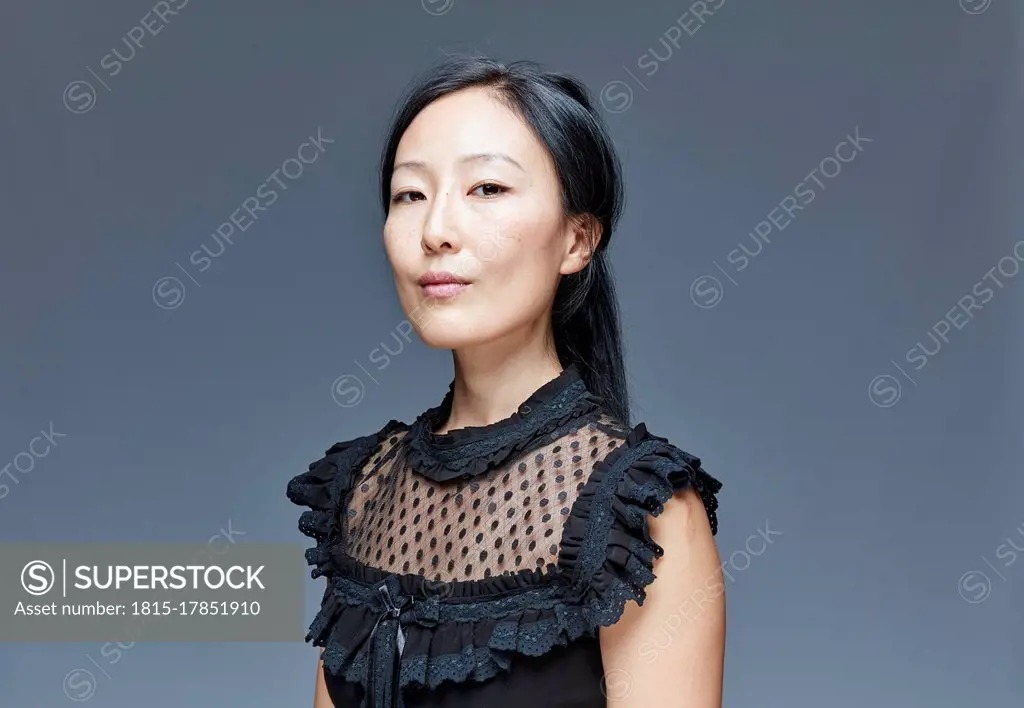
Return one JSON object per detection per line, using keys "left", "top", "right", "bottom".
{"left": 1, "top": 0, "right": 1021, "bottom": 706}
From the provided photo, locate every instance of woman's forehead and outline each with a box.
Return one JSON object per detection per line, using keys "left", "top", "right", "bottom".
{"left": 395, "top": 89, "right": 540, "bottom": 166}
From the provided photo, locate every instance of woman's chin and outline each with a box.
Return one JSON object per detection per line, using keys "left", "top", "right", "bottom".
{"left": 415, "top": 317, "right": 496, "bottom": 350}
{"left": 419, "top": 331, "right": 486, "bottom": 350}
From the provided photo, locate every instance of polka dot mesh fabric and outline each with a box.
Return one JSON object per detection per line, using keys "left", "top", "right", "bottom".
{"left": 342, "top": 415, "right": 629, "bottom": 582}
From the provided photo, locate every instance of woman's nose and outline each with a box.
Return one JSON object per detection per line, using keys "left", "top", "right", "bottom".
{"left": 421, "top": 192, "right": 461, "bottom": 253}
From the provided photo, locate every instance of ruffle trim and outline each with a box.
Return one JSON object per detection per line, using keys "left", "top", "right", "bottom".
{"left": 288, "top": 420, "right": 722, "bottom": 693}
{"left": 416, "top": 363, "right": 584, "bottom": 446}
{"left": 559, "top": 422, "right": 722, "bottom": 609}
{"left": 403, "top": 381, "right": 604, "bottom": 481}
{"left": 285, "top": 419, "right": 408, "bottom": 578}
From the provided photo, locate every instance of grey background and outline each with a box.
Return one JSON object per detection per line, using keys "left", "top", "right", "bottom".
{"left": 1, "top": 0, "right": 1020, "bottom": 706}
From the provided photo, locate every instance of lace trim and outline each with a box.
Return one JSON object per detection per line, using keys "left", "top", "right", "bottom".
{"left": 404, "top": 380, "right": 603, "bottom": 481}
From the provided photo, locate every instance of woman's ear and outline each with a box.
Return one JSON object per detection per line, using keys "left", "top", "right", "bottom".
{"left": 560, "top": 214, "right": 602, "bottom": 275}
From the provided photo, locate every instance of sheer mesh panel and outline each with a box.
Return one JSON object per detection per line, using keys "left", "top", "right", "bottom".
{"left": 342, "top": 416, "right": 629, "bottom": 582}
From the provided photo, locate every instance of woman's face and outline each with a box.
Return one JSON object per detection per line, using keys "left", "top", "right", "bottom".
{"left": 383, "top": 86, "right": 591, "bottom": 350}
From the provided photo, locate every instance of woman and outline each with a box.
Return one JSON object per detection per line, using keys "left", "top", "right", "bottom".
{"left": 287, "top": 55, "right": 725, "bottom": 708}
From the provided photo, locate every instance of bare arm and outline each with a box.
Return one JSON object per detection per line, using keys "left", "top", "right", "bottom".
{"left": 598, "top": 487, "right": 725, "bottom": 707}
{"left": 313, "top": 648, "right": 334, "bottom": 707}
{"left": 313, "top": 578, "right": 335, "bottom": 707}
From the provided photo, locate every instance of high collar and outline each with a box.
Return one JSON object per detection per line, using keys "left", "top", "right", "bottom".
{"left": 404, "top": 364, "right": 601, "bottom": 482}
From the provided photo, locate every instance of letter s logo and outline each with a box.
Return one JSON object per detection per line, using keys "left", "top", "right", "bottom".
{"left": 21, "top": 560, "right": 55, "bottom": 596}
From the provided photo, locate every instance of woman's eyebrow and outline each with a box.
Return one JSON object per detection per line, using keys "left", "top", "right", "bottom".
{"left": 459, "top": 152, "right": 526, "bottom": 172}
{"left": 393, "top": 152, "right": 525, "bottom": 174}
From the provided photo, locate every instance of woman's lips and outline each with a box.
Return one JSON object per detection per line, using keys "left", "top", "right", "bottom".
{"left": 422, "top": 282, "right": 469, "bottom": 299}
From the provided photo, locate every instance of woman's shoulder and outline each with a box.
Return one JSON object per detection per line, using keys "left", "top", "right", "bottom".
{"left": 541, "top": 417, "right": 722, "bottom": 648}
{"left": 575, "top": 414, "right": 721, "bottom": 527}
{"left": 564, "top": 417, "right": 722, "bottom": 563}
{"left": 284, "top": 418, "right": 409, "bottom": 521}
{"left": 315, "top": 417, "right": 411, "bottom": 462}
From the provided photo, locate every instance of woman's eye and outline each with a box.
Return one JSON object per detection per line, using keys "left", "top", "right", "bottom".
{"left": 471, "top": 183, "right": 507, "bottom": 198}
{"left": 392, "top": 190, "right": 424, "bottom": 203}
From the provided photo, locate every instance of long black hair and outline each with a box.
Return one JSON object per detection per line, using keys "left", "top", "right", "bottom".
{"left": 379, "top": 54, "right": 631, "bottom": 424}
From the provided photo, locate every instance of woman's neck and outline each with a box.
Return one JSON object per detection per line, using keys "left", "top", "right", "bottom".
{"left": 438, "top": 338, "right": 564, "bottom": 434}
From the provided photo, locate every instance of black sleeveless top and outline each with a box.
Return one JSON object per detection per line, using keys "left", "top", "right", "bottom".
{"left": 286, "top": 365, "right": 722, "bottom": 708}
